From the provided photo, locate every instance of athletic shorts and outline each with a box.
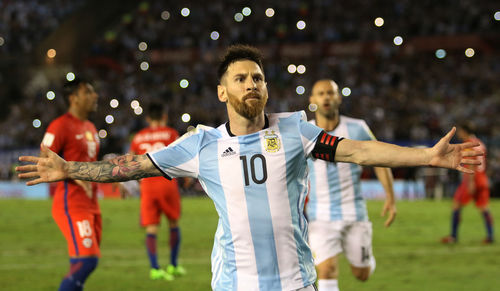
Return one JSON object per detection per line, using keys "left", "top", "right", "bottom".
{"left": 52, "top": 211, "right": 102, "bottom": 257}
{"left": 140, "top": 178, "right": 181, "bottom": 226}
{"left": 454, "top": 182, "right": 490, "bottom": 207}
{"left": 293, "top": 284, "right": 317, "bottom": 291}
{"left": 308, "top": 220, "right": 373, "bottom": 267}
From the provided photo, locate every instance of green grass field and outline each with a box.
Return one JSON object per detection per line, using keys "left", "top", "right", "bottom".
{"left": 1, "top": 197, "right": 499, "bottom": 290}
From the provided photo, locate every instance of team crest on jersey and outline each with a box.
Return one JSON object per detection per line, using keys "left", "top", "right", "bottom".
{"left": 263, "top": 130, "right": 281, "bottom": 153}
{"left": 82, "top": 238, "right": 93, "bottom": 248}
{"left": 85, "top": 131, "right": 94, "bottom": 141}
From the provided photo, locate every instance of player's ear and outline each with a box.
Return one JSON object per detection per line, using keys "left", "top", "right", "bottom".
{"left": 217, "top": 84, "right": 227, "bottom": 102}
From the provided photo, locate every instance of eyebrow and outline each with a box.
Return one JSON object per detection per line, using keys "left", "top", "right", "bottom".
{"left": 233, "top": 72, "right": 264, "bottom": 78}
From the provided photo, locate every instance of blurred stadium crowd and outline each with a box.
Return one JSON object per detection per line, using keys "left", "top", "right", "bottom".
{"left": 0, "top": 0, "right": 499, "bottom": 194}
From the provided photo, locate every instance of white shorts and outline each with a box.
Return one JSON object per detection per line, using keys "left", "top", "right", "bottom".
{"left": 293, "top": 284, "right": 317, "bottom": 291}
{"left": 308, "top": 220, "right": 374, "bottom": 267}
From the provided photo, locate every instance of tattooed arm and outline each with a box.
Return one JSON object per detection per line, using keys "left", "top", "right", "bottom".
{"left": 17, "top": 145, "right": 162, "bottom": 186}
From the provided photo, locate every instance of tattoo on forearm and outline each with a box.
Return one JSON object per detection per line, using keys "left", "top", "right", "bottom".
{"left": 68, "top": 155, "right": 158, "bottom": 182}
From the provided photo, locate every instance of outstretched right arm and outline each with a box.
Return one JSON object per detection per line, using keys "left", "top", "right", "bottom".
{"left": 17, "top": 145, "right": 162, "bottom": 186}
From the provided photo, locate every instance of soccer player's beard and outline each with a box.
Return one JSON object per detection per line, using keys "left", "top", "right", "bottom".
{"left": 228, "top": 92, "right": 268, "bottom": 119}
{"left": 318, "top": 106, "right": 337, "bottom": 120}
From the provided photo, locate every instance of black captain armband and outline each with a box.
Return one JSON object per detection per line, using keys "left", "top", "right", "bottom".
{"left": 311, "top": 131, "right": 344, "bottom": 162}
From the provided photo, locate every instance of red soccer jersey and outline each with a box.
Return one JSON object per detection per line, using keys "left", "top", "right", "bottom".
{"left": 463, "top": 137, "right": 488, "bottom": 187}
{"left": 130, "top": 126, "right": 179, "bottom": 189}
{"left": 42, "top": 113, "right": 100, "bottom": 214}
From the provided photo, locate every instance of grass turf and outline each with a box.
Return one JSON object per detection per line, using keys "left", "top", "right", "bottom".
{"left": 0, "top": 197, "right": 499, "bottom": 290}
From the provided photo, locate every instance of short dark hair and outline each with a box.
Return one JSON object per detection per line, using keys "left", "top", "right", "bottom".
{"left": 147, "top": 102, "right": 165, "bottom": 120}
{"left": 62, "top": 77, "right": 88, "bottom": 105}
{"left": 217, "top": 45, "right": 264, "bottom": 83}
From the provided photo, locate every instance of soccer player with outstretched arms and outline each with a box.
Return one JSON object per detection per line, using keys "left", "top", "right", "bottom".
{"left": 18, "top": 45, "right": 482, "bottom": 291}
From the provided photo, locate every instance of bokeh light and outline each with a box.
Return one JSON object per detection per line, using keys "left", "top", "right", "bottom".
{"left": 494, "top": 11, "right": 500, "bottom": 21}
{"left": 131, "top": 100, "right": 140, "bottom": 109}
{"left": 265, "top": 8, "right": 275, "bottom": 17}
{"left": 234, "top": 13, "right": 244, "bottom": 22}
{"left": 296, "top": 86, "right": 305, "bottom": 95}
{"left": 435, "top": 49, "right": 446, "bottom": 59}
{"left": 134, "top": 107, "right": 143, "bottom": 115}
{"left": 374, "top": 17, "right": 384, "bottom": 27}
{"left": 140, "top": 61, "right": 149, "bottom": 71}
{"left": 161, "top": 11, "right": 170, "bottom": 20}
{"left": 32, "top": 119, "right": 41, "bottom": 128}
{"left": 105, "top": 115, "right": 114, "bottom": 124}
{"left": 308, "top": 103, "right": 318, "bottom": 112}
{"left": 297, "top": 65, "right": 306, "bottom": 74}
{"left": 66, "top": 72, "right": 75, "bottom": 81}
{"left": 180, "top": 79, "right": 189, "bottom": 88}
{"left": 287, "top": 64, "right": 297, "bottom": 74}
{"left": 182, "top": 113, "right": 191, "bottom": 123}
{"left": 98, "top": 129, "right": 107, "bottom": 139}
{"left": 393, "top": 36, "right": 403, "bottom": 46}
{"left": 46, "top": 91, "right": 55, "bottom": 100}
{"left": 297, "top": 20, "right": 306, "bottom": 30}
{"left": 242, "top": 7, "right": 252, "bottom": 16}
{"left": 110, "top": 99, "right": 119, "bottom": 108}
{"left": 465, "top": 48, "right": 475, "bottom": 58}
{"left": 47, "top": 48, "right": 56, "bottom": 58}
{"left": 138, "top": 42, "right": 148, "bottom": 51}
{"left": 342, "top": 87, "right": 351, "bottom": 96}
{"left": 210, "top": 31, "right": 220, "bottom": 40}
{"left": 181, "top": 8, "right": 190, "bottom": 17}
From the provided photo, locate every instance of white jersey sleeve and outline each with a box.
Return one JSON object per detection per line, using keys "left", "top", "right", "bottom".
{"left": 147, "top": 125, "right": 213, "bottom": 178}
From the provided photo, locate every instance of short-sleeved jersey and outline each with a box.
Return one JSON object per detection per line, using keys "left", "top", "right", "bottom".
{"left": 130, "top": 126, "right": 179, "bottom": 189}
{"left": 148, "top": 111, "right": 323, "bottom": 291}
{"left": 42, "top": 113, "right": 100, "bottom": 214}
{"left": 307, "top": 116, "right": 375, "bottom": 222}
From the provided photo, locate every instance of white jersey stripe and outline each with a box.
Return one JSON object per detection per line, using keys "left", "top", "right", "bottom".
{"left": 217, "top": 140, "right": 260, "bottom": 289}
{"left": 259, "top": 129, "right": 302, "bottom": 290}
{"left": 278, "top": 119, "right": 316, "bottom": 287}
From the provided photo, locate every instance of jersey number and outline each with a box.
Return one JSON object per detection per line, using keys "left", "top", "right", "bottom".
{"left": 76, "top": 220, "right": 93, "bottom": 238}
{"left": 240, "top": 154, "right": 268, "bottom": 186}
{"left": 139, "top": 142, "right": 166, "bottom": 153}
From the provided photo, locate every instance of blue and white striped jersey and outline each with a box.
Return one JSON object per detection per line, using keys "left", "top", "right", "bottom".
{"left": 148, "top": 111, "right": 323, "bottom": 291}
{"left": 306, "top": 116, "right": 375, "bottom": 222}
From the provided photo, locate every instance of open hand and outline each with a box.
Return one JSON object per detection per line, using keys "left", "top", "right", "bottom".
{"left": 16, "top": 145, "right": 68, "bottom": 185}
{"left": 428, "top": 127, "right": 483, "bottom": 174}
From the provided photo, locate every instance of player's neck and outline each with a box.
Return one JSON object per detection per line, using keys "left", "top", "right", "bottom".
{"left": 68, "top": 107, "right": 88, "bottom": 121}
{"left": 226, "top": 110, "right": 266, "bottom": 136}
{"left": 316, "top": 112, "right": 339, "bottom": 132}
{"left": 148, "top": 120, "right": 165, "bottom": 128}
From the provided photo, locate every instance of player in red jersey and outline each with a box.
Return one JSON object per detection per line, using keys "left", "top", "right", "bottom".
{"left": 442, "top": 123, "right": 494, "bottom": 244}
{"left": 41, "top": 78, "right": 100, "bottom": 290}
{"left": 129, "top": 102, "right": 185, "bottom": 280}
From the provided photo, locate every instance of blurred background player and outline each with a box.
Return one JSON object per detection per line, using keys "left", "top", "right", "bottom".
{"left": 442, "top": 123, "right": 494, "bottom": 244}
{"left": 41, "top": 77, "right": 100, "bottom": 290}
{"left": 307, "top": 79, "right": 396, "bottom": 291}
{"left": 129, "top": 102, "right": 185, "bottom": 280}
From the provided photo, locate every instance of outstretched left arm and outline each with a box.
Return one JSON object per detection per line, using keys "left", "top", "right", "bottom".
{"left": 334, "top": 128, "right": 483, "bottom": 174}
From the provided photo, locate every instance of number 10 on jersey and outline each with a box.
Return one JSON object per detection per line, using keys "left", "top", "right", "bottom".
{"left": 239, "top": 154, "right": 268, "bottom": 186}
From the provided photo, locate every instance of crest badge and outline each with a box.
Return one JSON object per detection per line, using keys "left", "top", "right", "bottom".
{"left": 263, "top": 130, "right": 281, "bottom": 153}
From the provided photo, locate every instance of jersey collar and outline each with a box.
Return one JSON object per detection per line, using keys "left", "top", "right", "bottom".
{"left": 225, "top": 114, "right": 269, "bottom": 137}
